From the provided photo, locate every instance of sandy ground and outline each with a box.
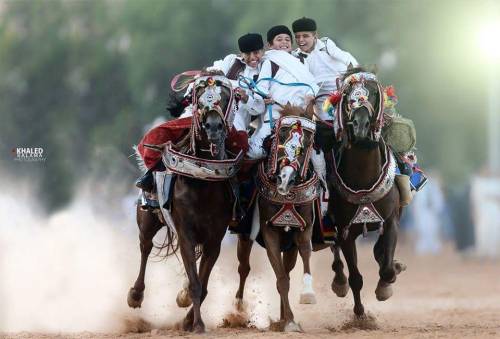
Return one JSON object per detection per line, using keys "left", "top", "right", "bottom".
{"left": 2, "top": 236, "right": 499, "bottom": 339}
{"left": 0, "top": 182, "right": 498, "bottom": 339}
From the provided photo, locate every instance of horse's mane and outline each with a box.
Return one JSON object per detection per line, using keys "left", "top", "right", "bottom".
{"left": 279, "top": 102, "right": 314, "bottom": 119}
{"left": 200, "top": 69, "right": 225, "bottom": 77}
{"left": 341, "top": 65, "right": 378, "bottom": 81}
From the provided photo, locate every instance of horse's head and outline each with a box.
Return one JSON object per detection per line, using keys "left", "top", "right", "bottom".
{"left": 337, "top": 67, "right": 384, "bottom": 147}
{"left": 191, "top": 74, "right": 235, "bottom": 159}
{"left": 270, "top": 103, "right": 316, "bottom": 195}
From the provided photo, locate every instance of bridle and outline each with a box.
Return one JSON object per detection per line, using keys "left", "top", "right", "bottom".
{"left": 268, "top": 115, "right": 316, "bottom": 181}
{"left": 336, "top": 72, "right": 385, "bottom": 142}
{"left": 190, "top": 76, "right": 237, "bottom": 156}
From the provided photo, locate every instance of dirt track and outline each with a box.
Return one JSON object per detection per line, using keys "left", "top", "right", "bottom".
{"left": 3, "top": 237, "right": 500, "bottom": 339}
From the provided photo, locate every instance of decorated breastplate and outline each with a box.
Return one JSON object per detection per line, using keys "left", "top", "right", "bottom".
{"left": 331, "top": 142, "right": 397, "bottom": 238}
{"left": 163, "top": 143, "right": 243, "bottom": 181}
{"left": 257, "top": 163, "right": 320, "bottom": 231}
{"left": 332, "top": 143, "right": 396, "bottom": 205}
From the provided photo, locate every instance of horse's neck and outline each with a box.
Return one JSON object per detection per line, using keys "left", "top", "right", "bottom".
{"left": 338, "top": 143, "right": 383, "bottom": 189}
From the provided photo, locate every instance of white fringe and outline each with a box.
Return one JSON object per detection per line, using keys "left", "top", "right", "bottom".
{"left": 132, "top": 145, "right": 148, "bottom": 173}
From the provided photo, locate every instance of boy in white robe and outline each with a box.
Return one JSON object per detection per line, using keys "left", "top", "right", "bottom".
{"left": 246, "top": 25, "right": 318, "bottom": 159}
{"left": 207, "top": 33, "right": 265, "bottom": 132}
{"left": 292, "top": 17, "right": 358, "bottom": 121}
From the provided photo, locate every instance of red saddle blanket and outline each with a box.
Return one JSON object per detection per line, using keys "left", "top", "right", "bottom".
{"left": 138, "top": 117, "right": 249, "bottom": 169}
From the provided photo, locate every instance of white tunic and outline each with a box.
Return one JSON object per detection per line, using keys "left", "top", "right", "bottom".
{"left": 246, "top": 50, "right": 318, "bottom": 159}
{"left": 249, "top": 50, "right": 318, "bottom": 121}
{"left": 293, "top": 37, "right": 358, "bottom": 120}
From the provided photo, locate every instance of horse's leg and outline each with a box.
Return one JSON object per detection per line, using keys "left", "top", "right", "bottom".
{"left": 375, "top": 216, "right": 405, "bottom": 301}
{"left": 341, "top": 237, "right": 365, "bottom": 317}
{"left": 235, "top": 233, "right": 254, "bottom": 310}
{"left": 262, "top": 229, "right": 301, "bottom": 332}
{"left": 331, "top": 244, "right": 349, "bottom": 297}
{"left": 178, "top": 236, "right": 202, "bottom": 332}
{"left": 296, "top": 229, "right": 316, "bottom": 305}
{"left": 183, "top": 241, "right": 222, "bottom": 333}
{"left": 128, "top": 208, "right": 163, "bottom": 308}
{"left": 282, "top": 247, "right": 298, "bottom": 318}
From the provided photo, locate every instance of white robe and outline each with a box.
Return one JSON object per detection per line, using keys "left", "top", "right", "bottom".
{"left": 293, "top": 37, "right": 358, "bottom": 120}
{"left": 247, "top": 50, "right": 318, "bottom": 159}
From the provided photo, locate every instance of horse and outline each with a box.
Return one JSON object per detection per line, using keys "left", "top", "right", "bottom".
{"left": 235, "top": 103, "right": 324, "bottom": 331}
{"left": 127, "top": 74, "right": 244, "bottom": 333}
{"left": 327, "top": 66, "right": 406, "bottom": 317}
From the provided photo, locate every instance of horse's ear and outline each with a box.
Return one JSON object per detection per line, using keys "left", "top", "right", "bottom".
{"left": 305, "top": 102, "right": 315, "bottom": 119}
{"left": 347, "top": 62, "right": 354, "bottom": 70}
{"left": 304, "top": 95, "right": 315, "bottom": 119}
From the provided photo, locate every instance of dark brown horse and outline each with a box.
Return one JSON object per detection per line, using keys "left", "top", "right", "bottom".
{"left": 327, "top": 67, "right": 406, "bottom": 317}
{"left": 128, "top": 75, "right": 242, "bottom": 333}
{"left": 235, "top": 104, "right": 323, "bottom": 331}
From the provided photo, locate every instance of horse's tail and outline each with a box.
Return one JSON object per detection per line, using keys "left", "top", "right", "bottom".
{"left": 152, "top": 230, "right": 202, "bottom": 261}
{"left": 152, "top": 225, "right": 180, "bottom": 260}
{"left": 132, "top": 145, "right": 148, "bottom": 173}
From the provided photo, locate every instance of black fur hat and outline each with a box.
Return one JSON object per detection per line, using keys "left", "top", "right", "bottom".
{"left": 292, "top": 17, "right": 317, "bottom": 33}
{"left": 238, "top": 33, "right": 264, "bottom": 53}
{"left": 267, "top": 25, "right": 292, "bottom": 43}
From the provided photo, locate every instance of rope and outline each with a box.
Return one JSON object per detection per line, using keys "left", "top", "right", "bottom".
{"left": 238, "top": 75, "right": 317, "bottom": 129}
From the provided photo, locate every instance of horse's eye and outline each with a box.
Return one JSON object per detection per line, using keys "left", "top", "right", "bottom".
{"left": 204, "top": 123, "right": 210, "bottom": 129}
{"left": 217, "top": 123, "right": 223, "bottom": 129}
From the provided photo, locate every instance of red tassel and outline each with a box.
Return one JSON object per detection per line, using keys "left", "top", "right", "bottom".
{"left": 329, "top": 91, "right": 342, "bottom": 105}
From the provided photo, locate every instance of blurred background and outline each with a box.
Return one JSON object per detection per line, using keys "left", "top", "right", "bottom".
{"left": 0, "top": 0, "right": 499, "bottom": 255}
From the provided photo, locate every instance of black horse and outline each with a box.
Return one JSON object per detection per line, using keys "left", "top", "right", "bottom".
{"left": 327, "top": 66, "right": 406, "bottom": 317}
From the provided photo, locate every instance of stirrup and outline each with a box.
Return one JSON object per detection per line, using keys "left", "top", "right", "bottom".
{"left": 138, "top": 191, "right": 160, "bottom": 210}
{"left": 135, "top": 170, "right": 154, "bottom": 192}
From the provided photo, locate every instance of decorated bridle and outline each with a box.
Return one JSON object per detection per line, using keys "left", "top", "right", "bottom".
{"left": 268, "top": 116, "right": 316, "bottom": 180}
{"left": 190, "top": 75, "right": 237, "bottom": 155}
{"left": 335, "top": 72, "right": 385, "bottom": 142}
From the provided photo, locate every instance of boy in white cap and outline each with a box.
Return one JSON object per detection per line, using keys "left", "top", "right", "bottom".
{"left": 292, "top": 17, "right": 358, "bottom": 122}
{"left": 246, "top": 25, "right": 318, "bottom": 159}
{"left": 208, "top": 33, "right": 265, "bottom": 132}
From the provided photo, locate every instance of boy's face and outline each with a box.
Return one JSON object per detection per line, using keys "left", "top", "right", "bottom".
{"left": 241, "top": 49, "right": 264, "bottom": 68}
{"left": 294, "top": 31, "right": 317, "bottom": 53}
{"left": 269, "top": 34, "right": 292, "bottom": 52}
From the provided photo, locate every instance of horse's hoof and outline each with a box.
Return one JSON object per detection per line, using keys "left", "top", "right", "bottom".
{"left": 182, "top": 316, "right": 193, "bottom": 332}
{"left": 234, "top": 298, "right": 247, "bottom": 312}
{"left": 284, "top": 321, "right": 303, "bottom": 332}
{"left": 331, "top": 280, "right": 349, "bottom": 297}
{"left": 176, "top": 288, "right": 192, "bottom": 308}
{"left": 353, "top": 304, "right": 365, "bottom": 317}
{"left": 127, "top": 288, "right": 144, "bottom": 308}
{"left": 299, "top": 292, "right": 317, "bottom": 304}
{"left": 375, "top": 280, "right": 393, "bottom": 301}
{"left": 193, "top": 321, "right": 205, "bottom": 334}
{"left": 394, "top": 260, "right": 407, "bottom": 275}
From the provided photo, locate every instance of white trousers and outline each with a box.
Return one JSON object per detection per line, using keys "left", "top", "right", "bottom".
{"left": 247, "top": 122, "right": 272, "bottom": 159}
